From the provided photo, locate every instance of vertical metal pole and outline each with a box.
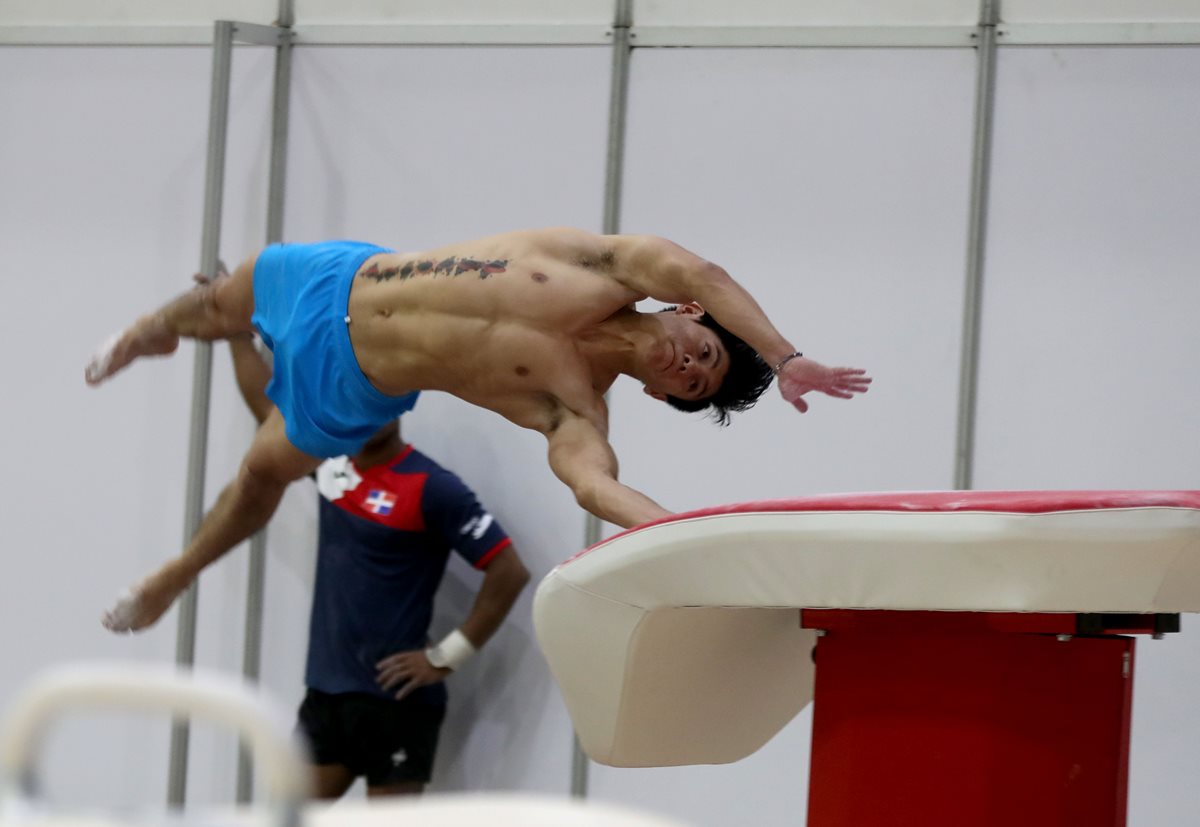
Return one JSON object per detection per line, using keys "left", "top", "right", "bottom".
{"left": 570, "top": 0, "right": 635, "bottom": 800}
{"left": 237, "top": 1, "right": 293, "bottom": 804}
{"left": 954, "top": 0, "right": 1000, "bottom": 491}
{"left": 168, "top": 19, "right": 235, "bottom": 809}
{"left": 601, "top": 0, "right": 634, "bottom": 238}
{"left": 264, "top": 0, "right": 294, "bottom": 247}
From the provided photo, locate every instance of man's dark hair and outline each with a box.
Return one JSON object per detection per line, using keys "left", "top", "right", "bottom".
{"left": 660, "top": 308, "right": 774, "bottom": 426}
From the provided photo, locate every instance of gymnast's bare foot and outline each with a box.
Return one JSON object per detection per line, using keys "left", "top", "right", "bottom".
{"left": 85, "top": 314, "right": 179, "bottom": 386}
{"left": 102, "top": 566, "right": 188, "bottom": 633}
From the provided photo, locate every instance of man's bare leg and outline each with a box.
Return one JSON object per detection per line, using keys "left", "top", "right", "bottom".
{"left": 311, "top": 764, "right": 356, "bottom": 801}
{"left": 103, "top": 407, "right": 318, "bottom": 632}
{"left": 367, "top": 780, "right": 424, "bottom": 797}
{"left": 85, "top": 255, "right": 258, "bottom": 386}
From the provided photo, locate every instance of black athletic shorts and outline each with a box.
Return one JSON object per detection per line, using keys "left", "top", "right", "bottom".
{"left": 297, "top": 688, "right": 446, "bottom": 786}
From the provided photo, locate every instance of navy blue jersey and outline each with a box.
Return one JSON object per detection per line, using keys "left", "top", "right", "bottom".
{"left": 305, "top": 445, "right": 511, "bottom": 703}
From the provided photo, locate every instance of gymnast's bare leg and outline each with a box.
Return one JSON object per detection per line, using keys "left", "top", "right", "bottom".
{"left": 84, "top": 257, "right": 257, "bottom": 385}
{"left": 103, "top": 406, "right": 320, "bottom": 632}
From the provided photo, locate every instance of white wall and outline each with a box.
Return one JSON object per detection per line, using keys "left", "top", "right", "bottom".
{"left": 978, "top": 45, "right": 1200, "bottom": 826}
{"left": 1, "top": 13, "right": 1198, "bottom": 827}
{"left": 0, "top": 43, "right": 274, "bottom": 809}
{"left": 588, "top": 45, "right": 976, "bottom": 827}
{"left": 9, "top": 2, "right": 1200, "bottom": 51}
{"left": 7, "top": 0, "right": 1200, "bottom": 30}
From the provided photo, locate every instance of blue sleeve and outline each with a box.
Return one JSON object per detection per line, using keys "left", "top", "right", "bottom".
{"left": 421, "top": 470, "right": 511, "bottom": 568}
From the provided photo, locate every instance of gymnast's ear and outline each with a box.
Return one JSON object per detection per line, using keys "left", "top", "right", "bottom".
{"left": 643, "top": 386, "right": 667, "bottom": 402}
{"left": 674, "top": 302, "right": 704, "bottom": 318}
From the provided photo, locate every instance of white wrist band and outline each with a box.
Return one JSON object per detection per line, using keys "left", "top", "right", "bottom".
{"left": 425, "top": 629, "right": 477, "bottom": 671}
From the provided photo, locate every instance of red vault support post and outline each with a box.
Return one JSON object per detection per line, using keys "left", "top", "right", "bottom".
{"left": 800, "top": 610, "right": 1172, "bottom": 827}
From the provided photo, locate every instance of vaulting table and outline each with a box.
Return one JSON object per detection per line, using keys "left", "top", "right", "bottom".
{"left": 533, "top": 491, "right": 1200, "bottom": 827}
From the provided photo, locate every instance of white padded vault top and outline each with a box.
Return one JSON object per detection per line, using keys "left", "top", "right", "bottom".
{"left": 533, "top": 491, "right": 1200, "bottom": 767}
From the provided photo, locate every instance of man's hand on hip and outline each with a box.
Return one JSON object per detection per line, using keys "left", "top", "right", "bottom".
{"left": 376, "top": 649, "right": 451, "bottom": 701}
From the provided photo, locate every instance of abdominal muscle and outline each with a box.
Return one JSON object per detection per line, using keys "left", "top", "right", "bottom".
{"left": 342, "top": 252, "right": 602, "bottom": 411}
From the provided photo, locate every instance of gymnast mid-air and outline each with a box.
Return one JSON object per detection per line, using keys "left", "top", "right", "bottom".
{"left": 85, "top": 227, "right": 871, "bottom": 632}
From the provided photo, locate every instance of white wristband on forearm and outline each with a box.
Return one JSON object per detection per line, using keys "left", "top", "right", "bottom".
{"left": 425, "top": 629, "right": 477, "bottom": 671}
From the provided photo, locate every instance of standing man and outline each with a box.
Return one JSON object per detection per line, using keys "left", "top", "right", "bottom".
{"left": 223, "top": 327, "right": 530, "bottom": 798}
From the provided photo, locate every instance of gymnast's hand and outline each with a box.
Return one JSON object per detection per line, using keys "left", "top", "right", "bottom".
{"left": 376, "top": 649, "right": 452, "bottom": 701}
{"left": 776, "top": 355, "right": 871, "bottom": 413}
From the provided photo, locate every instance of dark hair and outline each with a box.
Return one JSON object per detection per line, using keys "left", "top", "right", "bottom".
{"left": 660, "top": 308, "right": 774, "bottom": 426}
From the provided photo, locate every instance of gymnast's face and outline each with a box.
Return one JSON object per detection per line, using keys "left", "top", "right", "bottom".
{"left": 643, "top": 304, "right": 730, "bottom": 403}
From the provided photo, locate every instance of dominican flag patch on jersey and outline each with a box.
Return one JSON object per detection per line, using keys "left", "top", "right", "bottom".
{"left": 364, "top": 489, "right": 397, "bottom": 515}
{"left": 318, "top": 448, "right": 428, "bottom": 531}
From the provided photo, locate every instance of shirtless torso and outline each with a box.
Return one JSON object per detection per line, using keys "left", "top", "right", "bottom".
{"left": 346, "top": 228, "right": 649, "bottom": 441}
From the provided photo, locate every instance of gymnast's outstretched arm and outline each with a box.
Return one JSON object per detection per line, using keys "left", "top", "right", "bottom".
{"left": 608, "top": 234, "right": 871, "bottom": 413}
{"left": 546, "top": 412, "right": 670, "bottom": 529}
{"left": 103, "top": 410, "right": 319, "bottom": 632}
